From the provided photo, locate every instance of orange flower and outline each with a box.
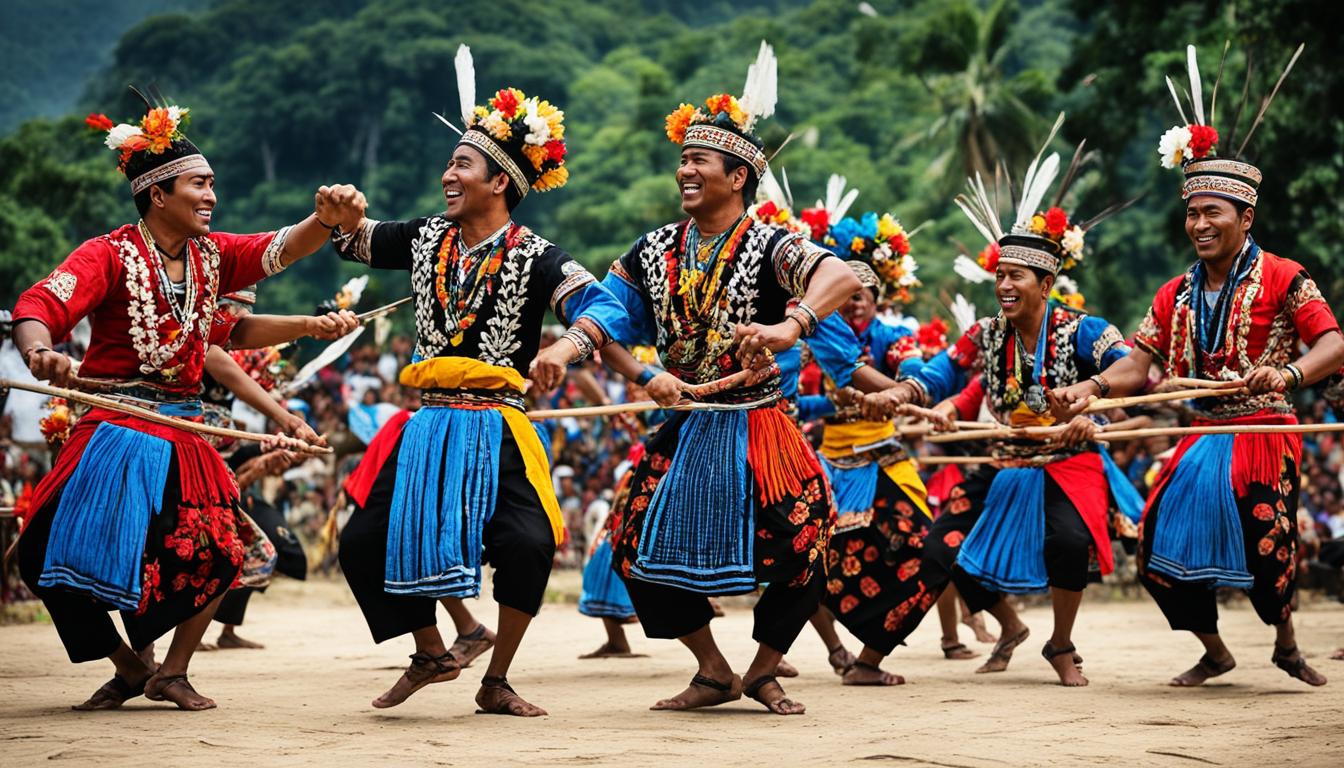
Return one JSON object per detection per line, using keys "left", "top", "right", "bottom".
{"left": 665, "top": 103, "right": 696, "bottom": 143}
{"left": 122, "top": 134, "right": 151, "bottom": 153}
{"left": 85, "top": 113, "right": 114, "bottom": 131}
{"left": 141, "top": 108, "right": 174, "bottom": 138}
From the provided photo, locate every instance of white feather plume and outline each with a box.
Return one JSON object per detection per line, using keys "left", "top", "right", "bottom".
{"left": 340, "top": 275, "right": 368, "bottom": 307}
{"left": 1187, "top": 44, "right": 1205, "bottom": 126}
{"left": 969, "top": 172, "right": 1003, "bottom": 241}
{"left": 1165, "top": 76, "right": 1189, "bottom": 125}
{"left": 779, "top": 167, "right": 794, "bottom": 210}
{"left": 822, "top": 174, "right": 859, "bottom": 221}
{"left": 857, "top": 2, "right": 879, "bottom": 17}
{"left": 739, "top": 41, "right": 777, "bottom": 130}
{"left": 455, "top": 44, "right": 476, "bottom": 126}
{"left": 759, "top": 166, "right": 789, "bottom": 208}
{"left": 949, "top": 293, "right": 978, "bottom": 333}
{"left": 954, "top": 196, "right": 998, "bottom": 247}
{"left": 953, "top": 255, "right": 995, "bottom": 284}
{"left": 1014, "top": 112, "right": 1064, "bottom": 230}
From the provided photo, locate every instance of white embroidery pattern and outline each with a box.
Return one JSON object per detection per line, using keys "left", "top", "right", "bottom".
{"left": 118, "top": 229, "right": 219, "bottom": 376}
{"left": 479, "top": 233, "right": 548, "bottom": 366}
{"left": 260, "top": 225, "right": 293, "bottom": 276}
{"left": 43, "top": 271, "right": 77, "bottom": 303}
{"left": 409, "top": 217, "right": 454, "bottom": 359}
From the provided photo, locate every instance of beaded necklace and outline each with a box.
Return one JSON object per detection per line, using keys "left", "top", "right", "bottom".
{"left": 676, "top": 214, "right": 751, "bottom": 317}
{"left": 433, "top": 221, "right": 515, "bottom": 346}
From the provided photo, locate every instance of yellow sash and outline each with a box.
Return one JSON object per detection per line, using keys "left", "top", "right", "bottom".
{"left": 400, "top": 357, "right": 564, "bottom": 545}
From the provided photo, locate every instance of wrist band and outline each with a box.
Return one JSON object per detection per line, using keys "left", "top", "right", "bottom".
{"left": 795, "top": 301, "right": 820, "bottom": 331}
{"left": 785, "top": 313, "right": 810, "bottom": 336}
{"left": 22, "top": 345, "right": 52, "bottom": 366}
{"left": 315, "top": 214, "right": 338, "bottom": 230}
{"left": 636, "top": 366, "right": 660, "bottom": 387}
{"left": 786, "top": 307, "right": 816, "bottom": 336}
{"left": 1089, "top": 374, "right": 1111, "bottom": 397}
{"left": 1282, "top": 364, "right": 1304, "bottom": 391}
{"left": 561, "top": 327, "right": 595, "bottom": 363}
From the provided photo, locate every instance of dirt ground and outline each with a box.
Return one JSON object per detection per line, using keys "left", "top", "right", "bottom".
{"left": 2, "top": 575, "right": 1342, "bottom": 767}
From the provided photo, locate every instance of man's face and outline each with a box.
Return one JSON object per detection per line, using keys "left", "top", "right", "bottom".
{"left": 442, "top": 145, "right": 508, "bottom": 221}
{"left": 152, "top": 168, "right": 216, "bottom": 236}
{"left": 1185, "top": 195, "right": 1252, "bottom": 263}
{"left": 677, "top": 147, "right": 744, "bottom": 217}
{"left": 995, "top": 263, "right": 1050, "bottom": 323}
{"left": 840, "top": 288, "right": 877, "bottom": 331}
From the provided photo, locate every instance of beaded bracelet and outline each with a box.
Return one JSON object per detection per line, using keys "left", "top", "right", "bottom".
{"left": 561, "top": 327, "right": 595, "bottom": 363}
{"left": 1089, "top": 374, "right": 1111, "bottom": 397}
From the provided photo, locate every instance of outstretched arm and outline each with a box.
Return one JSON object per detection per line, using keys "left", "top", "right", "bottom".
{"left": 204, "top": 346, "right": 322, "bottom": 445}
{"left": 229, "top": 310, "right": 359, "bottom": 349}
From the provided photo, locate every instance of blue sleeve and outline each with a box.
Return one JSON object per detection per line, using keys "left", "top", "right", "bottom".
{"left": 595, "top": 269, "right": 656, "bottom": 347}
{"left": 559, "top": 279, "right": 632, "bottom": 345}
{"left": 909, "top": 350, "right": 968, "bottom": 404}
{"left": 797, "top": 394, "right": 836, "bottom": 421}
{"left": 806, "top": 313, "right": 861, "bottom": 389}
{"left": 1074, "top": 315, "right": 1130, "bottom": 372}
{"left": 868, "top": 322, "right": 912, "bottom": 378}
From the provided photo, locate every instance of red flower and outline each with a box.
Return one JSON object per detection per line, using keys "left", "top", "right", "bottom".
{"left": 544, "top": 139, "right": 566, "bottom": 162}
{"left": 897, "top": 558, "right": 920, "bottom": 581}
{"left": 1252, "top": 503, "right": 1275, "bottom": 521}
{"left": 842, "top": 556, "right": 862, "bottom": 577}
{"left": 860, "top": 576, "right": 881, "bottom": 598}
{"left": 1044, "top": 207, "right": 1068, "bottom": 239}
{"left": 827, "top": 578, "right": 844, "bottom": 595}
{"left": 1188, "top": 124, "right": 1219, "bottom": 159}
{"left": 710, "top": 94, "right": 734, "bottom": 114}
{"left": 800, "top": 207, "right": 829, "bottom": 241}
{"left": 491, "top": 89, "right": 520, "bottom": 118}
{"left": 889, "top": 232, "right": 910, "bottom": 256}
{"left": 863, "top": 545, "right": 880, "bottom": 563}
{"left": 943, "top": 530, "right": 965, "bottom": 548}
{"left": 839, "top": 595, "right": 859, "bottom": 614}
{"left": 756, "top": 201, "right": 779, "bottom": 219}
{"left": 85, "top": 113, "right": 114, "bottom": 131}
{"left": 977, "top": 241, "right": 1000, "bottom": 272}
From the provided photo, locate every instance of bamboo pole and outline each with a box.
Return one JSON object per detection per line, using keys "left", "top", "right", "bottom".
{"left": 0, "top": 378, "right": 330, "bottom": 455}
{"left": 915, "top": 455, "right": 992, "bottom": 465}
{"left": 527, "top": 365, "right": 778, "bottom": 420}
{"left": 1084, "top": 386, "right": 1246, "bottom": 412}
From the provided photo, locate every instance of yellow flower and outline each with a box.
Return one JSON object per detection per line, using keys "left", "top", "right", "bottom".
{"left": 850, "top": 237, "right": 866, "bottom": 253}
{"left": 877, "top": 214, "right": 901, "bottom": 240}
{"left": 1029, "top": 214, "right": 1048, "bottom": 235}
{"left": 521, "top": 143, "right": 548, "bottom": 171}
{"left": 533, "top": 164, "right": 569, "bottom": 192}
{"left": 706, "top": 328, "right": 722, "bottom": 345}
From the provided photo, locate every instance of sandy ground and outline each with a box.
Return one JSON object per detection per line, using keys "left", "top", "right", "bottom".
{"left": 2, "top": 575, "right": 1342, "bottom": 767}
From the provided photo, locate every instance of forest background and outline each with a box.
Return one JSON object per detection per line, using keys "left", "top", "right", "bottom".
{"left": 1, "top": 0, "right": 1339, "bottom": 332}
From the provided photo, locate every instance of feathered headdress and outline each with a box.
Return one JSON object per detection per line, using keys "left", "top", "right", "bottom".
{"left": 85, "top": 86, "right": 207, "bottom": 195}
{"left": 821, "top": 209, "right": 922, "bottom": 305}
{"left": 1156, "top": 42, "right": 1304, "bottom": 208}
{"left": 952, "top": 113, "right": 1137, "bottom": 282}
{"left": 798, "top": 174, "right": 860, "bottom": 242}
{"left": 433, "top": 44, "right": 569, "bottom": 197}
{"left": 664, "top": 41, "right": 779, "bottom": 178}
{"left": 747, "top": 166, "right": 809, "bottom": 234}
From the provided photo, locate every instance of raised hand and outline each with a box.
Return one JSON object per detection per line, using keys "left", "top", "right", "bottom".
{"left": 316, "top": 184, "right": 367, "bottom": 232}
{"left": 307, "top": 310, "right": 360, "bottom": 340}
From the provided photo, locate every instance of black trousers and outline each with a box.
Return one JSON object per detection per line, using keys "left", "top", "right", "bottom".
{"left": 215, "top": 587, "right": 255, "bottom": 626}
{"left": 621, "top": 575, "right": 822, "bottom": 655}
{"left": 924, "top": 467, "right": 1094, "bottom": 615}
{"left": 340, "top": 428, "right": 555, "bottom": 644}
{"left": 18, "top": 455, "right": 238, "bottom": 663}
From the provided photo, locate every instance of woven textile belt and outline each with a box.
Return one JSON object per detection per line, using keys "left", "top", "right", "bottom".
{"left": 422, "top": 388, "right": 526, "bottom": 412}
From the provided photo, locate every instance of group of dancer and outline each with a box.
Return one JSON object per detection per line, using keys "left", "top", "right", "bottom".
{"left": 7, "top": 38, "right": 1339, "bottom": 717}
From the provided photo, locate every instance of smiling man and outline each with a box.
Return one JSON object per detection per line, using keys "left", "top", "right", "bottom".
{"left": 860, "top": 122, "right": 1145, "bottom": 687}
{"left": 1047, "top": 45, "right": 1344, "bottom": 688}
{"left": 598, "top": 43, "right": 861, "bottom": 716}
{"left": 10, "top": 96, "right": 350, "bottom": 712}
{"left": 330, "top": 49, "right": 629, "bottom": 717}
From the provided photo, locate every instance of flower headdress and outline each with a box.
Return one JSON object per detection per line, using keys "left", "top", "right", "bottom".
{"left": 822, "top": 210, "right": 921, "bottom": 305}
{"left": 746, "top": 166, "right": 810, "bottom": 235}
{"left": 665, "top": 41, "right": 778, "bottom": 178}
{"left": 1156, "top": 42, "right": 1304, "bottom": 208}
{"left": 952, "top": 113, "right": 1136, "bottom": 283}
{"left": 797, "top": 174, "right": 860, "bottom": 242}
{"left": 916, "top": 317, "right": 950, "bottom": 358}
{"left": 432, "top": 45, "right": 568, "bottom": 198}
{"left": 85, "top": 87, "right": 207, "bottom": 195}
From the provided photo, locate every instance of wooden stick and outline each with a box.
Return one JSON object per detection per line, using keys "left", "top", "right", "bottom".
{"left": 916, "top": 455, "right": 992, "bottom": 465}
{"left": 0, "top": 378, "right": 330, "bottom": 455}
{"left": 356, "top": 296, "right": 413, "bottom": 322}
{"left": 1098, "top": 422, "right": 1344, "bottom": 442}
{"left": 527, "top": 366, "right": 778, "bottom": 421}
{"left": 1084, "top": 386, "right": 1245, "bottom": 412}
{"left": 1166, "top": 376, "right": 1242, "bottom": 390}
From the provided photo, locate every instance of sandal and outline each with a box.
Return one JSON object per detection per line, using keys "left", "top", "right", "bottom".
{"left": 1042, "top": 642, "right": 1089, "bottom": 687}
{"left": 1272, "top": 645, "right": 1328, "bottom": 687}
{"left": 842, "top": 660, "right": 905, "bottom": 686}
{"left": 449, "top": 625, "right": 495, "bottom": 668}
{"left": 72, "top": 675, "right": 146, "bottom": 711}
{"left": 743, "top": 675, "right": 805, "bottom": 715}
{"left": 371, "top": 650, "right": 461, "bottom": 709}
{"left": 941, "top": 642, "right": 978, "bottom": 660}
{"left": 976, "top": 627, "right": 1030, "bottom": 674}
{"left": 827, "top": 644, "right": 857, "bottom": 674}
{"left": 475, "top": 675, "right": 547, "bottom": 716}
{"left": 1169, "top": 653, "right": 1236, "bottom": 687}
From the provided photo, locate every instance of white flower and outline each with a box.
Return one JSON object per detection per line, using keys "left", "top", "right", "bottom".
{"left": 105, "top": 123, "right": 142, "bottom": 150}
{"left": 871, "top": 242, "right": 893, "bottom": 263}
{"left": 1061, "top": 225, "right": 1086, "bottom": 259}
{"left": 898, "top": 254, "right": 920, "bottom": 286}
{"left": 1157, "top": 125, "right": 1192, "bottom": 169}
{"left": 522, "top": 98, "right": 551, "bottom": 145}
{"left": 166, "top": 105, "right": 188, "bottom": 128}
{"left": 1054, "top": 275, "right": 1079, "bottom": 296}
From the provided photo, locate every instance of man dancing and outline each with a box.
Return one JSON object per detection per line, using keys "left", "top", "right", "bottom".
{"left": 601, "top": 43, "right": 861, "bottom": 715}
{"left": 11, "top": 97, "right": 352, "bottom": 710}
{"left": 334, "top": 47, "right": 628, "bottom": 716}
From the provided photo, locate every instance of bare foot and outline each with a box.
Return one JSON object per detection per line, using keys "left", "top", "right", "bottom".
{"left": 941, "top": 641, "right": 979, "bottom": 660}
{"left": 195, "top": 641, "right": 218, "bottom": 652}
{"left": 1331, "top": 648, "right": 1344, "bottom": 661}
{"left": 1272, "top": 645, "right": 1328, "bottom": 687}
{"left": 962, "top": 613, "right": 997, "bottom": 644}
{"left": 1042, "top": 642, "right": 1088, "bottom": 687}
{"left": 827, "top": 644, "right": 857, "bottom": 675}
{"left": 371, "top": 651, "right": 461, "bottom": 708}
{"left": 449, "top": 624, "right": 496, "bottom": 668}
{"left": 774, "top": 658, "right": 799, "bottom": 678}
{"left": 144, "top": 673, "right": 216, "bottom": 711}
{"left": 977, "top": 626, "right": 1029, "bottom": 674}
{"left": 579, "top": 642, "right": 647, "bottom": 659}
{"left": 217, "top": 632, "right": 264, "bottom": 650}
{"left": 475, "top": 677, "right": 547, "bottom": 716}
{"left": 743, "top": 675, "right": 805, "bottom": 715}
{"left": 651, "top": 673, "right": 743, "bottom": 711}
{"left": 72, "top": 673, "right": 150, "bottom": 711}
{"left": 1169, "top": 652, "right": 1236, "bottom": 687}
{"left": 842, "top": 660, "right": 905, "bottom": 686}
